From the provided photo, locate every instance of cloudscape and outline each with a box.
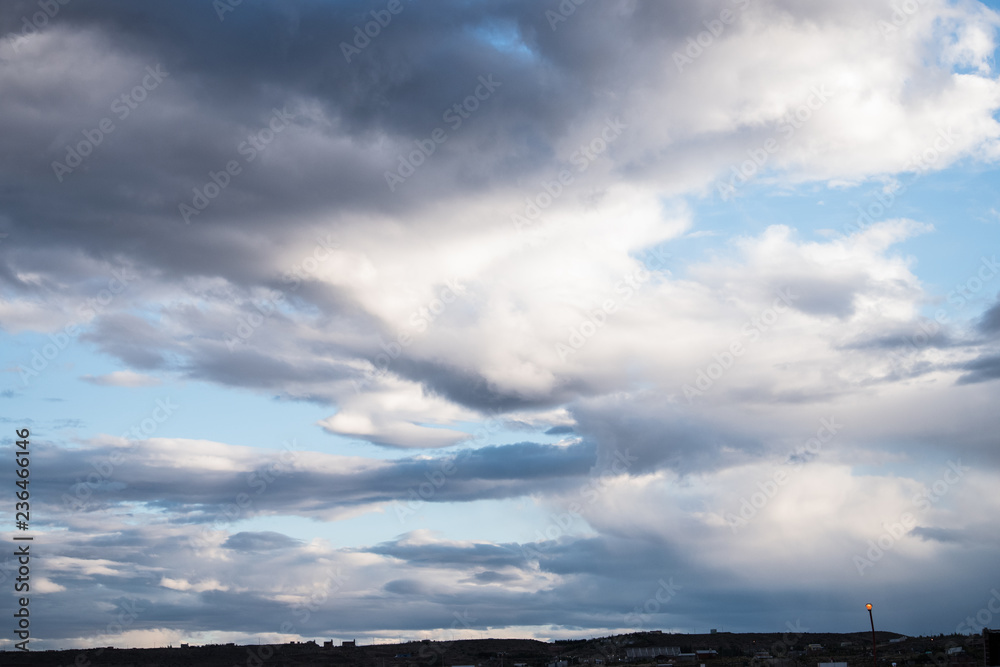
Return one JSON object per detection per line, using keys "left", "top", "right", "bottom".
{"left": 2, "top": 0, "right": 1000, "bottom": 651}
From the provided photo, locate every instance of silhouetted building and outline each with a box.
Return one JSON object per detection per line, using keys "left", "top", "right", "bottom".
{"left": 985, "top": 629, "right": 1000, "bottom": 667}
{"left": 627, "top": 647, "right": 682, "bottom": 661}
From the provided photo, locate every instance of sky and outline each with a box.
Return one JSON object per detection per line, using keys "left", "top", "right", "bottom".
{"left": 2, "top": 0, "right": 1000, "bottom": 652}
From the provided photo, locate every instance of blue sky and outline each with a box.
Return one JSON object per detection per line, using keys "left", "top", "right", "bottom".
{"left": 2, "top": 0, "right": 1000, "bottom": 651}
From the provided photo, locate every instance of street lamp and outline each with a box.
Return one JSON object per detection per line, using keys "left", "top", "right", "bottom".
{"left": 867, "top": 604, "right": 877, "bottom": 667}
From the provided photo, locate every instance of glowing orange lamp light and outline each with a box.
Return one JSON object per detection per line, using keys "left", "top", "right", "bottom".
{"left": 867, "top": 603, "right": 877, "bottom": 667}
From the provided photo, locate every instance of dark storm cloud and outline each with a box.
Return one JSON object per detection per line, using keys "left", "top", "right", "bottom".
{"left": 978, "top": 296, "right": 1000, "bottom": 334}
{"left": 955, "top": 353, "right": 1000, "bottom": 385}
{"left": 366, "top": 537, "right": 525, "bottom": 570}
{"left": 470, "top": 570, "right": 518, "bottom": 584}
{"left": 224, "top": 531, "right": 303, "bottom": 552}
{"left": 182, "top": 346, "right": 355, "bottom": 389}
{"left": 448, "top": 441, "right": 597, "bottom": 481}
{"left": 776, "top": 276, "right": 863, "bottom": 319}
{"left": 840, "top": 326, "right": 956, "bottom": 352}
{"left": 357, "top": 533, "right": 695, "bottom": 628}
{"left": 911, "top": 526, "right": 970, "bottom": 545}
{"left": 0, "top": 0, "right": 714, "bottom": 258}
{"left": 389, "top": 356, "right": 579, "bottom": 412}
{"left": 0, "top": 0, "right": 702, "bottom": 414}
{"left": 911, "top": 523, "right": 1000, "bottom": 552}
{"left": 353, "top": 531, "right": 866, "bottom": 633}
{"left": 960, "top": 296, "right": 1000, "bottom": 384}
{"left": 79, "top": 313, "right": 173, "bottom": 369}
{"left": 0, "top": 0, "right": 648, "bottom": 253}
{"left": 571, "top": 394, "right": 765, "bottom": 476}
{"left": 26, "top": 439, "right": 599, "bottom": 519}
{"left": 383, "top": 578, "right": 432, "bottom": 596}
{"left": 523, "top": 535, "right": 683, "bottom": 580}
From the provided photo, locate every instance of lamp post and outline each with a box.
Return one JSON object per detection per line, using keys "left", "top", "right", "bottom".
{"left": 867, "top": 603, "right": 877, "bottom": 667}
